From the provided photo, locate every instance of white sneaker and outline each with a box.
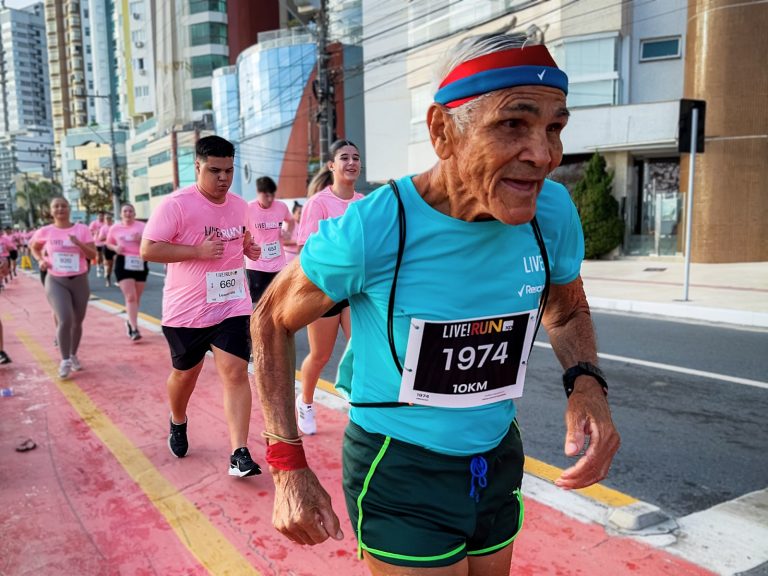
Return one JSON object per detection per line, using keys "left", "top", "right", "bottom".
{"left": 296, "top": 395, "right": 317, "bottom": 435}
{"left": 58, "top": 359, "right": 73, "bottom": 379}
{"left": 70, "top": 355, "right": 82, "bottom": 371}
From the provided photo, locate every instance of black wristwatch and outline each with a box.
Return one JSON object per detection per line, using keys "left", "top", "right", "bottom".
{"left": 562, "top": 362, "right": 608, "bottom": 398}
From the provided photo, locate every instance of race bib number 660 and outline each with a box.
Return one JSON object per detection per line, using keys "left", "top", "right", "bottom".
{"left": 205, "top": 268, "right": 246, "bottom": 303}
{"left": 398, "top": 310, "right": 538, "bottom": 408}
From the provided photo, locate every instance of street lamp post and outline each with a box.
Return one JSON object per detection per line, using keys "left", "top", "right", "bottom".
{"left": 90, "top": 93, "right": 121, "bottom": 219}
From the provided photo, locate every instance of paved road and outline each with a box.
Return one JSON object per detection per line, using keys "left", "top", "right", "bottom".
{"left": 89, "top": 263, "right": 768, "bottom": 519}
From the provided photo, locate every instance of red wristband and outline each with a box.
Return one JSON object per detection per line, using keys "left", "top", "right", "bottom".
{"left": 265, "top": 441, "right": 308, "bottom": 471}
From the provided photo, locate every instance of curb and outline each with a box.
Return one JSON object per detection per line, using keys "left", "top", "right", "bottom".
{"left": 588, "top": 297, "right": 768, "bottom": 329}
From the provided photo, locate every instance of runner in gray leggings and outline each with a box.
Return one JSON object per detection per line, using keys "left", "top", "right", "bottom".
{"left": 30, "top": 197, "right": 96, "bottom": 378}
{"left": 44, "top": 273, "right": 90, "bottom": 372}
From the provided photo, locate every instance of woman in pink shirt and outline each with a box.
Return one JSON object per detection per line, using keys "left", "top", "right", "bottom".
{"left": 106, "top": 203, "right": 148, "bottom": 341}
{"left": 245, "top": 176, "right": 294, "bottom": 304}
{"left": 282, "top": 201, "right": 303, "bottom": 263}
{"left": 30, "top": 197, "right": 97, "bottom": 378}
{"left": 295, "top": 139, "right": 364, "bottom": 435}
{"left": 99, "top": 214, "right": 116, "bottom": 286}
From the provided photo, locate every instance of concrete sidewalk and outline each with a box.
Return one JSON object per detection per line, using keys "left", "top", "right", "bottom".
{"left": 581, "top": 258, "right": 768, "bottom": 328}
{"left": 0, "top": 272, "right": 721, "bottom": 576}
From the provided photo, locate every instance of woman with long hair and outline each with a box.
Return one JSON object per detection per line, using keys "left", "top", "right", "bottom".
{"left": 106, "top": 203, "right": 149, "bottom": 340}
{"left": 30, "top": 197, "right": 96, "bottom": 378}
{"left": 295, "top": 139, "right": 364, "bottom": 434}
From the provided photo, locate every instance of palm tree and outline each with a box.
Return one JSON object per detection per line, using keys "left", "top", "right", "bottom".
{"left": 15, "top": 180, "right": 57, "bottom": 226}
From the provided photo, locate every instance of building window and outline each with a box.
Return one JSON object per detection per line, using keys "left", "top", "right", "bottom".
{"left": 189, "top": 22, "right": 228, "bottom": 46}
{"left": 550, "top": 34, "right": 620, "bottom": 107}
{"left": 134, "top": 192, "right": 149, "bottom": 202}
{"left": 148, "top": 150, "right": 171, "bottom": 166}
{"left": 190, "top": 54, "right": 229, "bottom": 78}
{"left": 150, "top": 183, "right": 173, "bottom": 197}
{"left": 189, "top": 0, "right": 227, "bottom": 14}
{"left": 191, "top": 87, "right": 212, "bottom": 110}
{"left": 133, "top": 166, "right": 148, "bottom": 177}
{"left": 640, "top": 37, "right": 681, "bottom": 62}
{"left": 134, "top": 85, "right": 149, "bottom": 98}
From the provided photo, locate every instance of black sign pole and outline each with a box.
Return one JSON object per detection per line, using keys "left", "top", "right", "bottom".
{"left": 683, "top": 107, "right": 698, "bottom": 302}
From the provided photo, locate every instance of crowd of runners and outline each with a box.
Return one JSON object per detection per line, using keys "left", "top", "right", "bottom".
{"left": 1, "top": 32, "right": 621, "bottom": 576}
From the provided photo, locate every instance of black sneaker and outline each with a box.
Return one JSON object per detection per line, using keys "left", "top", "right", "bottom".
{"left": 125, "top": 321, "right": 134, "bottom": 339}
{"left": 229, "top": 447, "right": 261, "bottom": 478}
{"left": 130, "top": 328, "right": 142, "bottom": 341}
{"left": 168, "top": 417, "right": 189, "bottom": 458}
{"left": 0, "top": 350, "right": 11, "bottom": 364}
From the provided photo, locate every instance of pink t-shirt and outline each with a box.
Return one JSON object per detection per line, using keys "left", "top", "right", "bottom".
{"left": 297, "top": 186, "right": 364, "bottom": 246}
{"left": 284, "top": 222, "right": 300, "bottom": 262}
{"left": 107, "top": 221, "right": 145, "bottom": 256}
{"left": 142, "top": 184, "right": 252, "bottom": 328}
{"left": 245, "top": 200, "right": 292, "bottom": 273}
{"left": 30, "top": 223, "right": 92, "bottom": 277}
{"left": 0, "top": 235, "right": 14, "bottom": 257}
{"left": 98, "top": 223, "right": 111, "bottom": 245}
{"left": 89, "top": 219, "right": 104, "bottom": 246}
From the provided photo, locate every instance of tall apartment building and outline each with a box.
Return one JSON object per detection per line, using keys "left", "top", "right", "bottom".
{"left": 362, "top": 0, "right": 767, "bottom": 263}
{"left": 44, "top": 0, "right": 98, "bottom": 150}
{"left": 0, "top": 2, "right": 53, "bottom": 227}
{"left": 114, "top": 0, "right": 155, "bottom": 126}
{"left": 127, "top": 0, "right": 282, "bottom": 216}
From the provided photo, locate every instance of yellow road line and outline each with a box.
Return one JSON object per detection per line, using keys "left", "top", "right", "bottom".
{"left": 92, "top": 296, "right": 162, "bottom": 326}
{"left": 524, "top": 456, "right": 637, "bottom": 507}
{"left": 17, "top": 330, "right": 260, "bottom": 576}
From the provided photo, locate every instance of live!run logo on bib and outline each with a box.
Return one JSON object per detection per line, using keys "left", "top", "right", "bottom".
{"left": 398, "top": 310, "right": 539, "bottom": 408}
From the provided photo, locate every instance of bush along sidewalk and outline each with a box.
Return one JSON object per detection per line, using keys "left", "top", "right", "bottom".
{"left": 572, "top": 152, "right": 624, "bottom": 259}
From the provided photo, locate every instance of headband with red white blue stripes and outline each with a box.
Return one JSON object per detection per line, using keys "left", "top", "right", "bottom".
{"left": 434, "top": 45, "right": 568, "bottom": 108}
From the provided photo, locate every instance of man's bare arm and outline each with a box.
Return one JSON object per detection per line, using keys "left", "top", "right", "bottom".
{"left": 251, "top": 258, "right": 343, "bottom": 545}
{"left": 542, "top": 275, "right": 620, "bottom": 489}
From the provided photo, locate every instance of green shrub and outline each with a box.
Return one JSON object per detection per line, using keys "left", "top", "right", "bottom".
{"left": 571, "top": 152, "right": 624, "bottom": 259}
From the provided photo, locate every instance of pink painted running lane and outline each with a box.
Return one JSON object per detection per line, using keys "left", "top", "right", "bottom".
{"left": 0, "top": 273, "right": 715, "bottom": 575}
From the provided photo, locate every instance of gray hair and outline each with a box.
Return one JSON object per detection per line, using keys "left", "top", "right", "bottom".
{"left": 433, "top": 33, "right": 530, "bottom": 132}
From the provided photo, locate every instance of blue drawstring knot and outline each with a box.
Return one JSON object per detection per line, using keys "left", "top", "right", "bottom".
{"left": 469, "top": 456, "right": 488, "bottom": 502}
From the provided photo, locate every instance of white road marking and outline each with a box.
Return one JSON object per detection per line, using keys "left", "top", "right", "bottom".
{"left": 533, "top": 342, "right": 768, "bottom": 390}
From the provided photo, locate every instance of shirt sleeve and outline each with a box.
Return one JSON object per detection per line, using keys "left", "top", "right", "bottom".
{"left": 142, "top": 197, "right": 181, "bottom": 243}
{"left": 550, "top": 199, "right": 585, "bottom": 285}
{"left": 300, "top": 204, "right": 365, "bottom": 302}
{"left": 296, "top": 196, "right": 325, "bottom": 246}
{"left": 78, "top": 224, "right": 92, "bottom": 244}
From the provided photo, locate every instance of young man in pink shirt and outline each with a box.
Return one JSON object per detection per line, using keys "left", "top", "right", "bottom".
{"left": 141, "top": 136, "right": 263, "bottom": 478}
{"left": 245, "top": 176, "right": 294, "bottom": 304}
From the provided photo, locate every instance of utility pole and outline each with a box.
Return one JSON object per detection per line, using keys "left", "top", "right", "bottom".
{"left": 107, "top": 102, "right": 121, "bottom": 219}
{"left": 90, "top": 93, "right": 121, "bottom": 219}
{"left": 315, "top": 0, "right": 334, "bottom": 162}
{"left": 22, "top": 172, "right": 33, "bottom": 228}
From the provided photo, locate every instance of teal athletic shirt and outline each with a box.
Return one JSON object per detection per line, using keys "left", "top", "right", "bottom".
{"left": 300, "top": 176, "right": 584, "bottom": 456}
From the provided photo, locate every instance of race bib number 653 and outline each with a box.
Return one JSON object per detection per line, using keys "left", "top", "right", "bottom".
{"left": 398, "top": 310, "right": 538, "bottom": 408}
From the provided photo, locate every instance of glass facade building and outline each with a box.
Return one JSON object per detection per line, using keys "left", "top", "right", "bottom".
{"left": 236, "top": 35, "right": 316, "bottom": 200}
{"left": 211, "top": 65, "right": 242, "bottom": 196}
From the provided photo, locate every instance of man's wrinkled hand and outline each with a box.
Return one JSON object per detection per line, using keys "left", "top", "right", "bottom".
{"left": 556, "top": 377, "right": 620, "bottom": 490}
{"left": 271, "top": 468, "right": 344, "bottom": 545}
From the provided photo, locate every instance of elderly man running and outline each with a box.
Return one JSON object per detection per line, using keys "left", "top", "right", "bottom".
{"left": 251, "top": 33, "right": 620, "bottom": 575}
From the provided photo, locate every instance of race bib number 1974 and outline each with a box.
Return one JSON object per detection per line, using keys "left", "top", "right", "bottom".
{"left": 398, "top": 310, "right": 538, "bottom": 408}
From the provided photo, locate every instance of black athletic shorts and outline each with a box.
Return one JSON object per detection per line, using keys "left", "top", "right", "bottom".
{"left": 114, "top": 255, "right": 149, "bottom": 282}
{"left": 246, "top": 269, "right": 278, "bottom": 304}
{"left": 322, "top": 299, "right": 350, "bottom": 318}
{"left": 9, "top": 250, "right": 18, "bottom": 261}
{"left": 343, "top": 420, "right": 525, "bottom": 568}
{"left": 103, "top": 246, "right": 115, "bottom": 261}
{"left": 161, "top": 315, "right": 250, "bottom": 371}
